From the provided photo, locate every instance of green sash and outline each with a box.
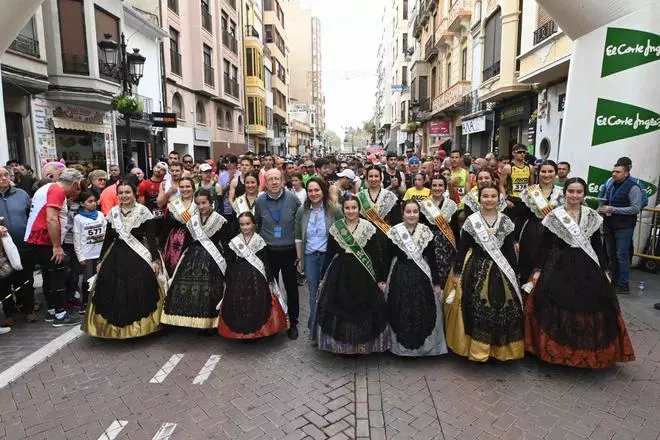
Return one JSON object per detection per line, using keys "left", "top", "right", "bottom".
{"left": 333, "top": 219, "right": 377, "bottom": 282}
{"left": 357, "top": 190, "right": 391, "bottom": 234}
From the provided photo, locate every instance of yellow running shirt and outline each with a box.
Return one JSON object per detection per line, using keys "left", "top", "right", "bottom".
{"left": 511, "top": 164, "right": 532, "bottom": 199}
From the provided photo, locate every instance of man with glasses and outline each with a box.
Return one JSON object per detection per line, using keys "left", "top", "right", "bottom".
{"left": 181, "top": 154, "right": 194, "bottom": 177}
{"left": 87, "top": 169, "right": 107, "bottom": 200}
{"left": 499, "top": 144, "right": 535, "bottom": 222}
{"left": 302, "top": 160, "right": 315, "bottom": 185}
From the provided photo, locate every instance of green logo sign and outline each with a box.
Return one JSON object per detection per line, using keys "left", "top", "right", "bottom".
{"left": 587, "top": 165, "right": 657, "bottom": 208}
{"left": 592, "top": 98, "right": 660, "bottom": 146}
{"left": 602, "top": 27, "right": 660, "bottom": 77}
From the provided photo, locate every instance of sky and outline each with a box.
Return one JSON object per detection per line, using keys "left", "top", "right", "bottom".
{"left": 300, "top": 0, "right": 384, "bottom": 138}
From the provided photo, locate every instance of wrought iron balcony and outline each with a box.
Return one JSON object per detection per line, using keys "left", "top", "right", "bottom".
{"left": 62, "top": 53, "right": 89, "bottom": 75}
{"left": 222, "top": 29, "right": 238, "bottom": 53}
{"left": 483, "top": 60, "right": 500, "bottom": 81}
{"left": 462, "top": 89, "right": 487, "bottom": 115}
{"left": 9, "top": 34, "right": 39, "bottom": 58}
{"left": 204, "top": 64, "right": 215, "bottom": 86}
{"left": 170, "top": 50, "right": 182, "bottom": 75}
{"left": 533, "top": 20, "right": 558, "bottom": 45}
{"left": 425, "top": 36, "right": 438, "bottom": 61}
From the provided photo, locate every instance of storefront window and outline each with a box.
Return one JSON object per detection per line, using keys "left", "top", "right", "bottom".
{"left": 56, "top": 131, "right": 107, "bottom": 172}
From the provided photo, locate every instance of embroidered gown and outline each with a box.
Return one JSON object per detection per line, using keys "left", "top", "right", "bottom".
{"left": 386, "top": 223, "right": 448, "bottom": 357}
{"left": 218, "top": 234, "right": 288, "bottom": 339}
{"left": 313, "top": 220, "right": 389, "bottom": 354}
{"left": 445, "top": 213, "right": 524, "bottom": 362}
{"left": 83, "top": 205, "right": 165, "bottom": 339}
{"left": 359, "top": 188, "right": 400, "bottom": 261}
{"left": 419, "top": 197, "right": 459, "bottom": 288}
{"left": 463, "top": 188, "right": 507, "bottom": 218}
{"left": 161, "top": 212, "right": 226, "bottom": 329}
{"left": 161, "top": 199, "right": 196, "bottom": 277}
{"left": 516, "top": 185, "right": 563, "bottom": 283}
{"left": 524, "top": 206, "right": 635, "bottom": 368}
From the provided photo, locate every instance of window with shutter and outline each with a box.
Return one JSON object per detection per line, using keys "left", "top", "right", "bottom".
{"left": 537, "top": 6, "right": 551, "bottom": 27}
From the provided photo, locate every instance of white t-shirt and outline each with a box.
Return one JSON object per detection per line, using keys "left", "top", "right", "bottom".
{"left": 292, "top": 188, "right": 307, "bottom": 205}
{"left": 73, "top": 211, "right": 107, "bottom": 262}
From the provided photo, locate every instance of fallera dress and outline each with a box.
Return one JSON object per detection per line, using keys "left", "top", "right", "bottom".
{"left": 161, "top": 212, "right": 227, "bottom": 329}
{"left": 161, "top": 198, "right": 196, "bottom": 277}
{"left": 444, "top": 212, "right": 524, "bottom": 362}
{"left": 386, "top": 223, "right": 448, "bottom": 357}
{"left": 83, "top": 204, "right": 165, "bottom": 339}
{"left": 419, "top": 196, "right": 459, "bottom": 289}
{"left": 524, "top": 205, "right": 635, "bottom": 368}
{"left": 218, "top": 233, "right": 289, "bottom": 339}
{"left": 313, "top": 219, "right": 389, "bottom": 354}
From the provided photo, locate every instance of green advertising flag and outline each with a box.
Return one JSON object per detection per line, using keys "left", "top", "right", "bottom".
{"left": 592, "top": 98, "right": 660, "bottom": 146}
{"left": 586, "top": 165, "right": 657, "bottom": 208}
{"left": 602, "top": 27, "right": 660, "bottom": 77}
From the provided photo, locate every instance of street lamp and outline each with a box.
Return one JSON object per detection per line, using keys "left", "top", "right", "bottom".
{"left": 98, "top": 33, "right": 146, "bottom": 173}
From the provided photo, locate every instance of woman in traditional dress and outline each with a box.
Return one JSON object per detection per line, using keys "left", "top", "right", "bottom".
{"left": 312, "top": 196, "right": 389, "bottom": 354}
{"left": 463, "top": 169, "right": 507, "bottom": 218}
{"left": 358, "top": 165, "right": 400, "bottom": 232}
{"left": 444, "top": 183, "right": 524, "bottom": 362}
{"left": 524, "top": 178, "right": 635, "bottom": 368}
{"left": 83, "top": 182, "right": 165, "bottom": 338}
{"left": 516, "top": 160, "right": 564, "bottom": 286}
{"left": 162, "top": 177, "right": 196, "bottom": 277}
{"left": 218, "top": 212, "right": 288, "bottom": 339}
{"left": 232, "top": 170, "right": 260, "bottom": 216}
{"left": 386, "top": 200, "right": 447, "bottom": 357}
{"left": 419, "top": 174, "right": 458, "bottom": 290}
{"left": 161, "top": 190, "right": 227, "bottom": 329}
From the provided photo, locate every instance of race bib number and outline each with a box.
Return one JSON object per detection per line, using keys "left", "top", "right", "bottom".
{"left": 85, "top": 224, "right": 105, "bottom": 244}
{"left": 513, "top": 183, "right": 528, "bottom": 193}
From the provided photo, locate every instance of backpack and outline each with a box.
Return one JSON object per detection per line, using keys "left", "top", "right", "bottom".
{"left": 603, "top": 177, "right": 649, "bottom": 208}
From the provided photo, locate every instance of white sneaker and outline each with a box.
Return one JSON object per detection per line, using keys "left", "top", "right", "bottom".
{"left": 0, "top": 327, "right": 11, "bottom": 335}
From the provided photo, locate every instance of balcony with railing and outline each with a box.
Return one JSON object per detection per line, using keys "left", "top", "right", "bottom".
{"left": 222, "top": 29, "right": 238, "bottom": 53}
{"left": 224, "top": 75, "right": 240, "bottom": 98}
{"left": 447, "top": 0, "right": 472, "bottom": 33}
{"left": 62, "top": 53, "right": 89, "bottom": 75}
{"left": 204, "top": 64, "right": 215, "bottom": 86}
{"left": 244, "top": 25, "right": 260, "bottom": 39}
{"left": 432, "top": 80, "right": 471, "bottom": 113}
{"left": 483, "top": 60, "right": 500, "bottom": 81}
{"left": 424, "top": 36, "right": 438, "bottom": 61}
{"left": 135, "top": 95, "right": 153, "bottom": 114}
{"left": 201, "top": 7, "right": 212, "bottom": 33}
{"left": 534, "top": 20, "right": 558, "bottom": 45}
{"left": 170, "top": 50, "right": 182, "bottom": 76}
{"left": 462, "top": 89, "right": 487, "bottom": 116}
{"left": 9, "top": 34, "right": 39, "bottom": 58}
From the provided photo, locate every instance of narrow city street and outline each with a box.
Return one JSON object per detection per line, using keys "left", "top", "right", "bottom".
{"left": 1, "top": 272, "right": 659, "bottom": 440}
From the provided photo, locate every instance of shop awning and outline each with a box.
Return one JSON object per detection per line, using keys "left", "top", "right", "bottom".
{"left": 52, "top": 117, "right": 109, "bottom": 134}
{"left": 429, "top": 138, "right": 451, "bottom": 149}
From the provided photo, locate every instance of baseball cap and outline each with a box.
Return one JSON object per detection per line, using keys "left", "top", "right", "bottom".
{"left": 200, "top": 163, "right": 213, "bottom": 172}
{"left": 408, "top": 156, "right": 421, "bottom": 165}
{"left": 337, "top": 169, "right": 357, "bottom": 181}
{"left": 437, "top": 150, "right": 447, "bottom": 158}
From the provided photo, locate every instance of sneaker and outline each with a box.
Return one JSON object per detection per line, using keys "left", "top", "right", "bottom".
{"left": 0, "top": 327, "right": 10, "bottom": 335}
{"left": 616, "top": 285, "right": 630, "bottom": 295}
{"left": 78, "top": 305, "right": 87, "bottom": 315}
{"left": 52, "top": 313, "right": 80, "bottom": 327}
{"left": 287, "top": 325, "right": 299, "bottom": 340}
{"left": 26, "top": 312, "right": 38, "bottom": 323}
{"left": 44, "top": 310, "right": 56, "bottom": 323}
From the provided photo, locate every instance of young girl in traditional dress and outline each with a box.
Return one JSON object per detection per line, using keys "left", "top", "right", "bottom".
{"left": 516, "top": 160, "right": 564, "bottom": 286}
{"left": 161, "top": 190, "right": 227, "bottom": 329}
{"left": 445, "top": 183, "right": 524, "bottom": 362}
{"left": 524, "top": 178, "right": 635, "bottom": 368}
{"left": 162, "top": 177, "right": 196, "bottom": 277}
{"left": 386, "top": 199, "right": 448, "bottom": 357}
{"left": 218, "top": 212, "right": 288, "bottom": 339}
{"left": 82, "top": 182, "right": 164, "bottom": 339}
{"left": 312, "top": 196, "right": 389, "bottom": 354}
{"left": 463, "top": 169, "right": 507, "bottom": 218}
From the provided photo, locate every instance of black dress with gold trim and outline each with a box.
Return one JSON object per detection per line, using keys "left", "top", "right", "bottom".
{"left": 83, "top": 204, "right": 165, "bottom": 339}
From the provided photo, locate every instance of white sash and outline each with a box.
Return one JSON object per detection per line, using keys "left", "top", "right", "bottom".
{"left": 467, "top": 214, "right": 522, "bottom": 305}
{"left": 229, "top": 236, "right": 288, "bottom": 314}
{"left": 111, "top": 208, "right": 153, "bottom": 268}
{"left": 169, "top": 196, "right": 194, "bottom": 223}
{"left": 419, "top": 197, "right": 457, "bottom": 224}
{"left": 233, "top": 194, "right": 254, "bottom": 216}
{"left": 549, "top": 207, "right": 601, "bottom": 268}
{"left": 388, "top": 224, "right": 433, "bottom": 283}
{"left": 190, "top": 214, "right": 227, "bottom": 275}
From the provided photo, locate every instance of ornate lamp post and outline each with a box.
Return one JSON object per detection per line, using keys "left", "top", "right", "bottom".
{"left": 98, "top": 33, "right": 146, "bottom": 173}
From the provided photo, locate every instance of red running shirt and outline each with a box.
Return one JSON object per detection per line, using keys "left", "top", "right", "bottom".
{"left": 24, "top": 183, "right": 68, "bottom": 246}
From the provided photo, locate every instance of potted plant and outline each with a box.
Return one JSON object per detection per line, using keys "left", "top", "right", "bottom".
{"left": 112, "top": 94, "right": 144, "bottom": 115}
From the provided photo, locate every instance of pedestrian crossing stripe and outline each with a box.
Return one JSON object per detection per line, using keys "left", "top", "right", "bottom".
{"left": 97, "top": 420, "right": 128, "bottom": 440}
{"left": 149, "top": 353, "right": 184, "bottom": 383}
{"left": 152, "top": 422, "right": 178, "bottom": 440}
{"left": 192, "top": 354, "right": 222, "bottom": 384}
{"left": 149, "top": 354, "right": 222, "bottom": 384}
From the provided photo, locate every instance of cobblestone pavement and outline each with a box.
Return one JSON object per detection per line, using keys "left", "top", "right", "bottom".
{"left": 1, "top": 272, "right": 659, "bottom": 440}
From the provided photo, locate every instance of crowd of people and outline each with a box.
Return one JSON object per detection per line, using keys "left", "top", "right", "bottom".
{"left": 0, "top": 145, "right": 645, "bottom": 369}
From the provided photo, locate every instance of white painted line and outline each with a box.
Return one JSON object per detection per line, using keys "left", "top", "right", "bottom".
{"left": 0, "top": 326, "right": 83, "bottom": 389}
{"left": 97, "top": 420, "right": 128, "bottom": 440}
{"left": 149, "top": 354, "right": 184, "bottom": 384}
{"left": 192, "top": 355, "right": 221, "bottom": 385}
{"left": 152, "top": 422, "right": 177, "bottom": 440}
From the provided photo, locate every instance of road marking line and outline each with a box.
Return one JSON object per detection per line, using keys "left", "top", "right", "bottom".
{"left": 97, "top": 420, "right": 128, "bottom": 440}
{"left": 149, "top": 354, "right": 184, "bottom": 383}
{"left": 0, "top": 326, "right": 83, "bottom": 390}
{"left": 192, "top": 354, "right": 221, "bottom": 384}
{"left": 152, "top": 422, "right": 177, "bottom": 439}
